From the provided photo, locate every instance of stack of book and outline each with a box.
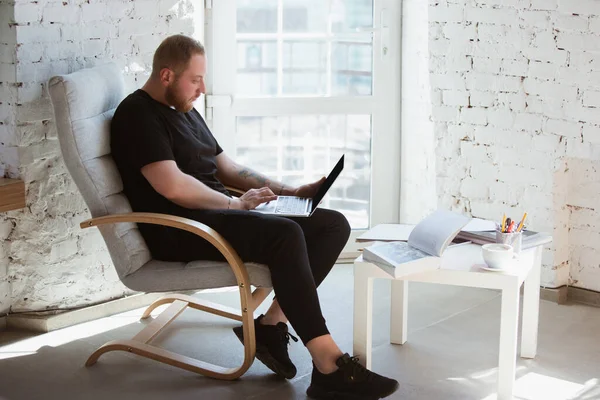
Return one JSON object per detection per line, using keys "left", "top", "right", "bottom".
{"left": 455, "top": 229, "right": 552, "bottom": 250}
{"left": 362, "top": 210, "right": 471, "bottom": 278}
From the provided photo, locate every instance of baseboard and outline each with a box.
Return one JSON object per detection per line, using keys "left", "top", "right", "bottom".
{"left": 6, "top": 292, "right": 185, "bottom": 333}
{"left": 539, "top": 285, "right": 600, "bottom": 307}
{"left": 540, "top": 286, "right": 569, "bottom": 305}
{"left": 568, "top": 286, "right": 600, "bottom": 307}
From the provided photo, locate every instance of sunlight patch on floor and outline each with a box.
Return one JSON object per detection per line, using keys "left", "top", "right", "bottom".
{"left": 0, "top": 305, "right": 159, "bottom": 360}
{"left": 479, "top": 373, "right": 593, "bottom": 400}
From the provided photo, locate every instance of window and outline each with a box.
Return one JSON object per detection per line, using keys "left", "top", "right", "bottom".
{"left": 206, "top": 0, "right": 401, "bottom": 250}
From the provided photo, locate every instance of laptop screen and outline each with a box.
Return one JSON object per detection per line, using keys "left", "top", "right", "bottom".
{"left": 310, "top": 154, "right": 345, "bottom": 211}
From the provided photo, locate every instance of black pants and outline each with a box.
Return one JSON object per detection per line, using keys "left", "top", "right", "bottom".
{"left": 152, "top": 208, "right": 351, "bottom": 345}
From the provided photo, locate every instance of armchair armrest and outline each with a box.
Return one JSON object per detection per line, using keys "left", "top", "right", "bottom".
{"left": 80, "top": 212, "right": 249, "bottom": 283}
{"left": 225, "top": 186, "right": 246, "bottom": 197}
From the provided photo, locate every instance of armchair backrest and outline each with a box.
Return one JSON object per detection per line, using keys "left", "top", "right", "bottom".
{"left": 49, "top": 63, "right": 151, "bottom": 278}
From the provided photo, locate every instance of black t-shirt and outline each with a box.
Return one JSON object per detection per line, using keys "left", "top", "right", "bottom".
{"left": 110, "top": 89, "right": 229, "bottom": 258}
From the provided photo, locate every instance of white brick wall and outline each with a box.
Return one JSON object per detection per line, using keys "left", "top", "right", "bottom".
{"left": 401, "top": 0, "right": 437, "bottom": 224}
{"left": 0, "top": 0, "right": 204, "bottom": 314}
{"left": 566, "top": 159, "right": 600, "bottom": 291}
{"left": 430, "top": 0, "right": 600, "bottom": 291}
{"left": 0, "top": 0, "right": 17, "bottom": 315}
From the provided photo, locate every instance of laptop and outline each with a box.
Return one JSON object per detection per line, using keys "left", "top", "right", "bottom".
{"left": 252, "top": 154, "right": 345, "bottom": 217}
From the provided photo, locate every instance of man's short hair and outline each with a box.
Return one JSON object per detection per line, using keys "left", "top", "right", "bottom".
{"left": 152, "top": 35, "right": 205, "bottom": 78}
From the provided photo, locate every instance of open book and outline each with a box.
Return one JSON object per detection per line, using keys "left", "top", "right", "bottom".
{"left": 363, "top": 210, "right": 471, "bottom": 278}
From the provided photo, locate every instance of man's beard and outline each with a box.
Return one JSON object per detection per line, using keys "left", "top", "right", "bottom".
{"left": 165, "top": 84, "right": 194, "bottom": 113}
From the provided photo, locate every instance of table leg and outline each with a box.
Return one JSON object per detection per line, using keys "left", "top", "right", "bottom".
{"left": 353, "top": 263, "right": 375, "bottom": 369}
{"left": 390, "top": 279, "right": 408, "bottom": 345}
{"left": 498, "top": 284, "right": 520, "bottom": 400}
{"left": 521, "top": 246, "right": 542, "bottom": 359}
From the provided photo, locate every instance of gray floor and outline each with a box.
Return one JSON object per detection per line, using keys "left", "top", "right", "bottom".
{"left": 0, "top": 265, "right": 599, "bottom": 400}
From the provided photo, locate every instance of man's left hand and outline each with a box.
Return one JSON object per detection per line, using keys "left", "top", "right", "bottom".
{"left": 293, "top": 177, "right": 326, "bottom": 198}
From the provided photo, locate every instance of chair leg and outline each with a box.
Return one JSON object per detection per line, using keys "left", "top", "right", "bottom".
{"left": 86, "top": 339, "right": 250, "bottom": 380}
{"left": 141, "top": 288, "right": 273, "bottom": 319}
{"left": 85, "top": 287, "right": 273, "bottom": 380}
{"left": 141, "top": 293, "right": 243, "bottom": 321}
{"left": 249, "top": 287, "right": 273, "bottom": 312}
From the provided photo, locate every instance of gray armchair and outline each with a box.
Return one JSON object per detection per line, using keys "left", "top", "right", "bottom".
{"left": 48, "top": 63, "right": 272, "bottom": 380}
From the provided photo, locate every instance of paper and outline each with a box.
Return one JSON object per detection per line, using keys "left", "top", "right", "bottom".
{"left": 462, "top": 218, "right": 496, "bottom": 232}
{"left": 362, "top": 241, "right": 441, "bottom": 278}
{"left": 364, "top": 241, "right": 429, "bottom": 266}
{"left": 408, "top": 210, "right": 471, "bottom": 257}
{"left": 356, "top": 224, "right": 415, "bottom": 242}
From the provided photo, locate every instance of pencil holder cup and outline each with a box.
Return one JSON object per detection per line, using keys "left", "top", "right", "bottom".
{"left": 496, "top": 230, "right": 522, "bottom": 253}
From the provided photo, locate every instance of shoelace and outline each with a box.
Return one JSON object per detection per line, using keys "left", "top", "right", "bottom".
{"left": 343, "top": 356, "right": 374, "bottom": 383}
{"left": 278, "top": 329, "right": 299, "bottom": 346}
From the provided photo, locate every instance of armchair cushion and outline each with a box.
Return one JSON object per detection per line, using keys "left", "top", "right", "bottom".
{"left": 123, "top": 260, "right": 272, "bottom": 292}
{"left": 49, "top": 63, "right": 152, "bottom": 278}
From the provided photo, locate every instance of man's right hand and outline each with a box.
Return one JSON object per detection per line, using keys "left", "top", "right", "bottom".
{"left": 231, "top": 187, "right": 277, "bottom": 210}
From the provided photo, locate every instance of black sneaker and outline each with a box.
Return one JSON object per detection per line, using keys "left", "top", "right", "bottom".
{"left": 233, "top": 314, "right": 298, "bottom": 379}
{"left": 306, "top": 353, "right": 399, "bottom": 400}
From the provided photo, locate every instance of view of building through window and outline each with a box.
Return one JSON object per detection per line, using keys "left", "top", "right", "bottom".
{"left": 236, "top": 0, "right": 373, "bottom": 97}
{"left": 234, "top": 0, "right": 373, "bottom": 229}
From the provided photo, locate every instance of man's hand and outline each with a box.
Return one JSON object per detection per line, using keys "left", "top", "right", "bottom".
{"left": 293, "top": 177, "right": 326, "bottom": 198}
{"left": 232, "top": 187, "right": 277, "bottom": 210}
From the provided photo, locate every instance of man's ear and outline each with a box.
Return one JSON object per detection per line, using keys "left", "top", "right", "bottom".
{"left": 159, "top": 68, "right": 174, "bottom": 86}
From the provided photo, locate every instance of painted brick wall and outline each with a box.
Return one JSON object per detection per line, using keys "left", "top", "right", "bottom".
{"left": 430, "top": 0, "right": 600, "bottom": 291}
{"left": 566, "top": 159, "right": 600, "bottom": 291}
{"left": 0, "top": 0, "right": 18, "bottom": 315}
{"left": 0, "top": 0, "right": 203, "bottom": 314}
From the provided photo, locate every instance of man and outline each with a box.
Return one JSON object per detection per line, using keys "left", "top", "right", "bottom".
{"left": 111, "top": 34, "right": 399, "bottom": 399}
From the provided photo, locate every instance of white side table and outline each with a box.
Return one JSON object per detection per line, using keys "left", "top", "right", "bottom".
{"left": 353, "top": 242, "right": 548, "bottom": 400}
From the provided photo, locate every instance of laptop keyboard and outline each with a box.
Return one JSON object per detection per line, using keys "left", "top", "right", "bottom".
{"left": 275, "top": 196, "right": 307, "bottom": 214}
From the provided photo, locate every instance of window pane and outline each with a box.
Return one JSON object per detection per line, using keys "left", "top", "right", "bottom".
{"left": 236, "top": 146, "right": 278, "bottom": 171}
{"left": 331, "top": 0, "right": 374, "bottom": 33}
{"left": 237, "top": 0, "right": 277, "bottom": 33}
{"left": 237, "top": 41, "right": 277, "bottom": 96}
{"left": 236, "top": 116, "right": 278, "bottom": 146}
{"left": 332, "top": 40, "right": 373, "bottom": 95}
{"left": 282, "top": 41, "right": 327, "bottom": 95}
{"left": 282, "top": 0, "right": 328, "bottom": 33}
{"left": 283, "top": 146, "right": 305, "bottom": 170}
{"left": 235, "top": 115, "right": 371, "bottom": 229}
{"left": 282, "top": 0, "right": 373, "bottom": 33}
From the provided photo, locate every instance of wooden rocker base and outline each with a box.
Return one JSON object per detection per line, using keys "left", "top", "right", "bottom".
{"left": 86, "top": 287, "right": 273, "bottom": 380}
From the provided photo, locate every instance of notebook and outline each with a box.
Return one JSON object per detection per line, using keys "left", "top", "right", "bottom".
{"left": 252, "top": 154, "right": 344, "bottom": 217}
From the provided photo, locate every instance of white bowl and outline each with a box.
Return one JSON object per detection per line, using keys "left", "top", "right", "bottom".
{"left": 482, "top": 243, "right": 514, "bottom": 270}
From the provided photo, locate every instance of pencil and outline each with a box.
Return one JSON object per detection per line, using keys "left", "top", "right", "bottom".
{"left": 501, "top": 214, "right": 506, "bottom": 233}
{"left": 517, "top": 212, "right": 527, "bottom": 232}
